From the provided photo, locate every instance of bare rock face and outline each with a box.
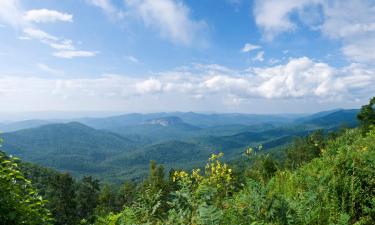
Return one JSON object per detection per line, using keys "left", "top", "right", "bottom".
{"left": 143, "top": 116, "right": 184, "bottom": 127}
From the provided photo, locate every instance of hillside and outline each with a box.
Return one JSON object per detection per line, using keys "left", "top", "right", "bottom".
{"left": 109, "top": 116, "right": 200, "bottom": 143}
{"left": 0, "top": 119, "right": 51, "bottom": 132}
{"left": 77, "top": 112, "right": 298, "bottom": 130}
{"left": 1, "top": 122, "right": 136, "bottom": 175}
{"left": 0, "top": 109, "right": 360, "bottom": 182}
{"left": 297, "top": 109, "right": 359, "bottom": 128}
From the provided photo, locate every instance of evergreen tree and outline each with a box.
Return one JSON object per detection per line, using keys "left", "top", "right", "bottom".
{"left": 77, "top": 176, "right": 100, "bottom": 222}
{"left": 47, "top": 172, "right": 78, "bottom": 225}
{"left": 357, "top": 96, "right": 375, "bottom": 132}
{"left": 285, "top": 129, "right": 324, "bottom": 169}
{"left": 117, "top": 181, "right": 137, "bottom": 209}
{"left": 96, "top": 184, "right": 118, "bottom": 215}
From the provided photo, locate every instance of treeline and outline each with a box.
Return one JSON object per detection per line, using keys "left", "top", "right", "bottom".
{"left": 0, "top": 97, "right": 374, "bottom": 225}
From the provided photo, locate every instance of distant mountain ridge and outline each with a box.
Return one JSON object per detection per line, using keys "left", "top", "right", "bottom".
{"left": 0, "top": 109, "right": 359, "bottom": 133}
{"left": 0, "top": 119, "right": 50, "bottom": 132}
{"left": 296, "top": 109, "right": 359, "bottom": 128}
{"left": 0, "top": 109, "right": 361, "bottom": 182}
{"left": 1, "top": 122, "right": 136, "bottom": 175}
{"left": 142, "top": 116, "right": 192, "bottom": 127}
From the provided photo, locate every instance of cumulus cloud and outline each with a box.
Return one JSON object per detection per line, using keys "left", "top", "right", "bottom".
{"left": 127, "top": 55, "right": 139, "bottom": 63}
{"left": 0, "top": 0, "right": 95, "bottom": 59}
{"left": 253, "top": 0, "right": 375, "bottom": 63}
{"left": 37, "top": 63, "right": 64, "bottom": 75}
{"left": 24, "top": 9, "right": 73, "bottom": 23}
{"left": 48, "top": 39, "right": 75, "bottom": 50}
{"left": 124, "top": 0, "right": 206, "bottom": 45}
{"left": 136, "top": 78, "right": 162, "bottom": 94}
{"left": 53, "top": 50, "right": 97, "bottom": 59}
{"left": 86, "top": 0, "right": 206, "bottom": 45}
{"left": 254, "top": 0, "right": 319, "bottom": 40}
{"left": 0, "top": 0, "right": 24, "bottom": 28}
{"left": 0, "top": 57, "right": 373, "bottom": 111}
{"left": 23, "top": 28, "right": 58, "bottom": 41}
{"left": 252, "top": 51, "right": 264, "bottom": 62}
{"left": 241, "top": 43, "right": 261, "bottom": 53}
{"left": 85, "top": 0, "right": 124, "bottom": 19}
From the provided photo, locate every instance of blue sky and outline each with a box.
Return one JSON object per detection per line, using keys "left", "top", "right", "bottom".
{"left": 0, "top": 0, "right": 374, "bottom": 114}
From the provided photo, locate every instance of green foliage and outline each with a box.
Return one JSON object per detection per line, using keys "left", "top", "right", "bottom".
{"left": 47, "top": 172, "right": 79, "bottom": 225}
{"left": 77, "top": 176, "right": 100, "bottom": 222}
{"left": 93, "top": 126, "right": 375, "bottom": 225}
{"left": 0, "top": 146, "right": 52, "bottom": 224}
{"left": 2, "top": 117, "right": 339, "bottom": 183}
{"left": 1, "top": 104, "right": 373, "bottom": 225}
{"left": 358, "top": 97, "right": 375, "bottom": 132}
{"left": 284, "top": 129, "right": 325, "bottom": 169}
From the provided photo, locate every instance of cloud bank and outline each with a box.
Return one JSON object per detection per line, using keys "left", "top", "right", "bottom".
{"left": 0, "top": 57, "right": 373, "bottom": 111}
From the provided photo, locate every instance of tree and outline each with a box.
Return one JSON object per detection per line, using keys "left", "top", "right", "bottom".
{"left": 77, "top": 176, "right": 100, "bottom": 222}
{"left": 117, "top": 181, "right": 137, "bottom": 209}
{"left": 0, "top": 149, "right": 52, "bottom": 225}
{"left": 47, "top": 172, "right": 78, "bottom": 225}
{"left": 285, "top": 130, "right": 324, "bottom": 169}
{"left": 96, "top": 184, "right": 118, "bottom": 215}
{"left": 357, "top": 96, "right": 375, "bottom": 132}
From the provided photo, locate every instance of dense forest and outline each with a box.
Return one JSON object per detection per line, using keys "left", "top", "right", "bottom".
{"left": 0, "top": 109, "right": 359, "bottom": 183}
{"left": 1, "top": 97, "right": 374, "bottom": 225}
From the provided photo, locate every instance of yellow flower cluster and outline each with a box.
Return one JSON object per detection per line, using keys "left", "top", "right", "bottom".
{"left": 172, "top": 170, "right": 189, "bottom": 182}
{"left": 191, "top": 168, "right": 203, "bottom": 182}
{"left": 205, "top": 153, "right": 232, "bottom": 189}
{"left": 172, "top": 153, "right": 234, "bottom": 195}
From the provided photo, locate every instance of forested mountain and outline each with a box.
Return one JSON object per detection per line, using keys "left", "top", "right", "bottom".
{"left": 0, "top": 109, "right": 360, "bottom": 182}
{"left": 77, "top": 112, "right": 298, "bottom": 129}
{"left": 0, "top": 119, "right": 51, "bottom": 132}
{"left": 296, "top": 109, "right": 359, "bottom": 128}
{"left": 1, "top": 97, "right": 374, "bottom": 225}
{"left": 1, "top": 122, "right": 136, "bottom": 176}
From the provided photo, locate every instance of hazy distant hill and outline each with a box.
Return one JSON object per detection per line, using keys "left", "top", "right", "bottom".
{"left": 78, "top": 112, "right": 299, "bottom": 129}
{"left": 109, "top": 116, "right": 200, "bottom": 143}
{"left": 297, "top": 109, "right": 359, "bottom": 128}
{"left": 0, "top": 109, "right": 360, "bottom": 182}
{"left": 1, "top": 122, "right": 136, "bottom": 175}
{"left": 0, "top": 119, "right": 51, "bottom": 132}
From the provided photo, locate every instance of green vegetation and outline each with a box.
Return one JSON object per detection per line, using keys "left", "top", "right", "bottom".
{"left": 0, "top": 100, "right": 373, "bottom": 224}
{"left": 0, "top": 143, "right": 52, "bottom": 225}
{"left": 0, "top": 109, "right": 358, "bottom": 183}
{"left": 92, "top": 126, "right": 375, "bottom": 224}
{"left": 358, "top": 96, "right": 375, "bottom": 132}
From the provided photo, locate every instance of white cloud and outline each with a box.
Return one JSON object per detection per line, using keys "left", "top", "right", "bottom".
{"left": 0, "top": 0, "right": 24, "bottom": 28}
{"left": 85, "top": 0, "right": 124, "bottom": 19}
{"left": 252, "top": 51, "right": 264, "bottom": 62}
{"left": 241, "top": 43, "right": 261, "bottom": 53}
{"left": 18, "top": 36, "right": 31, "bottom": 40}
{"left": 23, "top": 27, "right": 58, "bottom": 41}
{"left": 53, "top": 50, "right": 97, "bottom": 59}
{"left": 48, "top": 39, "right": 75, "bottom": 50}
{"left": 124, "top": 0, "right": 206, "bottom": 45}
{"left": 127, "top": 55, "right": 139, "bottom": 63}
{"left": 24, "top": 9, "right": 73, "bottom": 23}
{"left": 87, "top": 0, "right": 208, "bottom": 45}
{"left": 254, "top": 0, "right": 319, "bottom": 40}
{"left": 135, "top": 78, "right": 162, "bottom": 94}
{"left": 1, "top": 57, "right": 373, "bottom": 112}
{"left": 0, "top": 0, "right": 95, "bottom": 59}
{"left": 268, "top": 58, "right": 280, "bottom": 65}
{"left": 37, "top": 63, "right": 64, "bottom": 75}
{"left": 253, "top": 0, "right": 375, "bottom": 63}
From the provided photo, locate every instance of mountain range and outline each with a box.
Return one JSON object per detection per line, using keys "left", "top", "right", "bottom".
{"left": 0, "top": 109, "right": 359, "bottom": 183}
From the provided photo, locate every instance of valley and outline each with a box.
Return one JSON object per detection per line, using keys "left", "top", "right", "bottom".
{"left": 0, "top": 109, "right": 358, "bottom": 183}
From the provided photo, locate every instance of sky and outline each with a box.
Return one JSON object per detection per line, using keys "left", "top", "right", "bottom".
{"left": 0, "top": 0, "right": 374, "bottom": 115}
